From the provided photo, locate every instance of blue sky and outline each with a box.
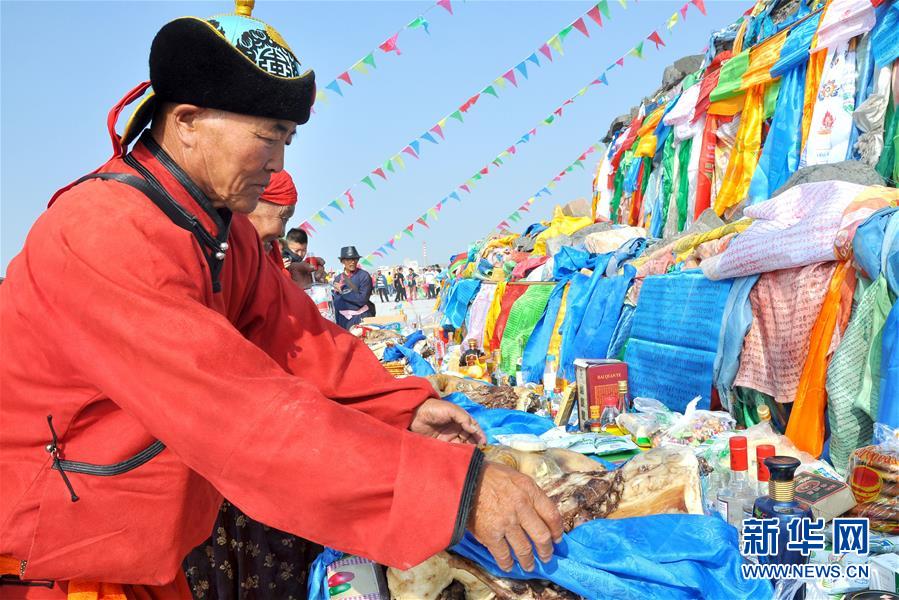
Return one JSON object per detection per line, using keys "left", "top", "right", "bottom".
{"left": 1, "top": 0, "right": 747, "bottom": 273}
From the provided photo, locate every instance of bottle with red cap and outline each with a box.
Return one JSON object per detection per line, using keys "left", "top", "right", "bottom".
{"left": 743, "top": 444, "right": 777, "bottom": 521}
{"left": 717, "top": 436, "right": 755, "bottom": 527}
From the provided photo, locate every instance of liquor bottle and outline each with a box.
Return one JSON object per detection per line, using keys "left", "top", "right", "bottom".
{"left": 755, "top": 444, "right": 776, "bottom": 497}
{"left": 752, "top": 456, "right": 813, "bottom": 596}
{"left": 617, "top": 379, "right": 630, "bottom": 413}
{"left": 543, "top": 355, "right": 558, "bottom": 392}
{"left": 491, "top": 350, "right": 507, "bottom": 386}
{"left": 717, "top": 436, "right": 756, "bottom": 528}
{"left": 757, "top": 403, "right": 772, "bottom": 425}
{"left": 484, "top": 351, "right": 495, "bottom": 379}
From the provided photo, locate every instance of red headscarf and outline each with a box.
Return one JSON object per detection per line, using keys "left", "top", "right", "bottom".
{"left": 260, "top": 170, "right": 297, "bottom": 206}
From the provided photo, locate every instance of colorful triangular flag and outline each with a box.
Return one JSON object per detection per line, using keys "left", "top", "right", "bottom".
{"left": 691, "top": 0, "right": 706, "bottom": 15}
{"left": 421, "top": 132, "right": 438, "bottom": 144}
{"left": 338, "top": 71, "right": 352, "bottom": 85}
{"left": 416, "top": 217, "right": 429, "bottom": 229}
{"left": 597, "top": 0, "right": 611, "bottom": 18}
{"left": 460, "top": 184, "right": 471, "bottom": 194}
{"left": 329, "top": 199, "right": 345, "bottom": 213}
{"left": 394, "top": 154, "right": 405, "bottom": 169}
{"left": 362, "top": 53, "right": 377, "bottom": 69}
{"left": 431, "top": 124, "right": 445, "bottom": 139}
{"left": 482, "top": 85, "right": 498, "bottom": 98}
{"left": 362, "top": 176, "right": 376, "bottom": 190}
{"left": 516, "top": 61, "right": 528, "bottom": 80}
{"left": 449, "top": 192, "right": 461, "bottom": 202}
{"left": 648, "top": 31, "right": 665, "bottom": 49}
{"left": 680, "top": 3, "right": 689, "bottom": 19}
{"left": 410, "top": 140, "right": 421, "bottom": 155}
{"left": 345, "top": 190, "right": 355, "bottom": 209}
{"left": 351, "top": 60, "right": 369, "bottom": 75}
{"left": 548, "top": 35, "right": 564, "bottom": 56}
{"left": 379, "top": 33, "right": 401, "bottom": 55}
{"left": 437, "top": 0, "right": 453, "bottom": 15}
{"left": 373, "top": 167, "right": 387, "bottom": 180}
{"left": 325, "top": 80, "right": 343, "bottom": 97}
{"left": 299, "top": 221, "right": 316, "bottom": 234}
{"left": 587, "top": 4, "right": 603, "bottom": 27}
{"left": 385, "top": 159, "right": 395, "bottom": 173}
{"left": 503, "top": 69, "right": 517, "bottom": 87}
{"left": 667, "top": 12, "right": 679, "bottom": 29}
{"left": 572, "top": 17, "right": 589, "bottom": 38}
{"left": 526, "top": 52, "right": 540, "bottom": 66}
{"left": 628, "top": 41, "right": 644, "bottom": 59}
{"left": 558, "top": 25, "right": 574, "bottom": 42}
{"left": 318, "top": 210, "right": 332, "bottom": 223}
{"left": 450, "top": 110, "right": 464, "bottom": 123}
{"left": 407, "top": 16, "right": 430, "bottom": 34}
{"left": 618, "top": 0, "right": 627, "bottom": 8}
{"left": 402, "top": 146, "right": 418, "bottom": 159}
{"left": 539, "top": 43, "right": 553, "bottom": 62}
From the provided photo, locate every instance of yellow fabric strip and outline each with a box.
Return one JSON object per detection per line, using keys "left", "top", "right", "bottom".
{"left": 547, "top": 284, "right": 571, "bottom": 361}
{"left": 741, "top": 29, "right": 789, "bottom": 90}
{"left": 482, "top": 280, "right": 507, "bottom": 351}
{"left": 671, "top": 218, "right": 753, "bottom": 262}
{"left": 714, "top": 84, "right": 766, "bottom": 215}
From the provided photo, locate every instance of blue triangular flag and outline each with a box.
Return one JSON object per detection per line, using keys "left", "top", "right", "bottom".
{"left": 600, "top": 73, "right": 609, "bottom": 85}
{"left": 516, "top": 61, "right": 528, "bottom": 79}
{"left": 328, "top": 199, "right": 344, "bottom": 213}
{"left": 325, "top": 80, "right": 343, "bottom": 97}
{"left": 421, "top": 132, "right": 438, "bottom": 144}
{"left": 541, "top": 187, "right": 551, "bottom": 196}
{"left": 521, "top": 133, "right": 531, "bottom": 143}
{"left": 319, "top": 210, "right": 333, "bottom": 222}
{"left": 526, "top": 52, "right": 540, "bottom": 67}
{"left": 410, "top": 140, "right": 421, "bottom": 155}
{"left": 449, "top": 192, "right": 461, "bottom": 202}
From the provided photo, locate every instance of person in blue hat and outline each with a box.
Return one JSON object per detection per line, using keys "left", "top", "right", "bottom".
{"left": 332, "top": 246, "right": 375, "bottom": 329}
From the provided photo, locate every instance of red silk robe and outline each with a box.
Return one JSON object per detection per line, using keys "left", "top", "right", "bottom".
{"left": 0, "top": 140, "right": 477, "bottom": 597}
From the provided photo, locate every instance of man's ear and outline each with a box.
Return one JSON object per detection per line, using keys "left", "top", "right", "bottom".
{"left": 169, "top": 104, "right": 206, "bottom": 149}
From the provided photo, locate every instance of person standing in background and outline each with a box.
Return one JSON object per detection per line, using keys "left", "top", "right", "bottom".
{"left": 375, "top": 270, "right": 390, "bottom": 302}
{"left": 332, "top": 246, "right": 374, "bottom": 329}
{"left": 407, "top": 267, "right": 418, "bottom": 300}
{"left": 394, "top": 267, "right": 406, "bottom": 301}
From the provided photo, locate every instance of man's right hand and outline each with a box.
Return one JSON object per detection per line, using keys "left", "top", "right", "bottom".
{"left": 467, "top": 462, "right": 564, "bottom": 572}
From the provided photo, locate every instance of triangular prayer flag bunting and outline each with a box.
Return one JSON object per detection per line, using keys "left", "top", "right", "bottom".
{"left": 509, "top": 213, "right": 520, "bottom": 222}
{"left": 493, "top": 76, "right": 507, "bottom": 90}
{"left": 508, "top": 145, "right": 517, "bottom": 154}
{"left": 450, "top": 192, "right": 461, "bottom": 201}
{"left": 572, "top": 17, "right": 589, "bottom": 38}
{"left": 529, "top": 128, "right": 537, "bottom": 136}
{"left": 587, "top": 5, "right": 603, "bottom": 27}
{"left": 503, "top": 70, "right": 517, "bottom": 87}
{"left": 325, "top": 80, "right": 343, "bottom": 97}
{"left": 493, "top": 158, "right": 503, "bottom": 166}
{"left": 515, "top": 61, "right": 528, "bottom": 80}
{"left": 338, "top": 71, "right": 353, "bottom": 85}
{"left": 373, "top": 167, "right": 387, "bottom": 180}
{"left": 421, "top": 132, "right": 438, "bottom": 144}
{"left": 379, "top": 33, "right": 401, "bottom": 55}
{"left": 543, "top": 115, "right": 555, "bottom": 125}
{"left": 472, "top": 173, "right": 482, "bottom": 182}
{"left": 428, "top": 208, "right": 438, "bottom": 219}
{"left": 416, "top": 218, "right": 429, "bottom": 229}
{"left": 616, "top": 56, "right": 625, "bottom": 67}
{"left": 519, "top": 133, "right": 531, "bottom": 144}
{"left": 554, "top": 107, "right": 563, "bottom": 117}
{"left": 628, "top": 41, "right": 644, "bottom": 59}
{"left": 402, "top": 146, "right": 418, "bottom": 159}
{"left": 431, "top": 123, "right": 445, "bottom": 139}
{"left": 548, "top": 181, "right": 558, "bottom": 189}
{"left": 691, "top": 0, "right": 706, "bottom": 15}
{"left": 315, "top": 90, "right": 329, "bottom": 105}
{"left": 526, "top": 52, "right": 540, "bottom": 67}
{"left": 479, "top": 167, "right": 489, "bottom": 175}
{"left": 410, "top": 140, "right": 421, "bottom": 155}
{"left": 577, "top": 86, "right": 589, "bottom": 96}
{"left": 437, "top": 0, "right": 453, "bottom": 14}
{"left": 541, "top": 187, "right": 551, "bottom": 195}
{"left": 574, "top": 160, "right": 584, "bottom": 169}
{"left": 385, "top": 160, "right": 395, "bottom": 173}
{"left": 403, "top": 228, "right": 414, "bottom": 239}
{"left": 559, "top": 26, "right": 574, "bottom": 42}
{"left": 386, "top": 240, "right": 396, "bottom": 249}
{"left": 408, "top": 16, "right": 430, "bottom": 34}
{"left": 520, "top": 205, "right": 530, "bottom": 212}
{"left": 299, "top": 221, "right": 316, "bottom": 234}
{"left": 329, "top": 199, "right": 345, "bottom": 213}
{"left": 351, "top": 60, "right": 369, "bottom": 75}
{"left": 460, "top": 94, "right": 479, "bottom": 112}
{"left": 482, "top": 85, "right": 498, "bottom": 98}
{"left": 680, "top": 4, "right": 689, "bottom": 19}
{"left": 548, "top": 35, "right": 564, "bottom": 56}
{"left": 394, "top": 233, "right": 403, "bottom": 241}
{"left": 460, "top": 184, "right": 471, "bottom": 194}
{"left": 318, "top": 211, "right": 332, "bottom": 223}
{"left": 363, "top": 53, "right": 377, "bottom": 69}
{"left": 597, "top": 0, "right": 611, "bottom": 18}
{"left": 539, "top": 43, "right": 553, "bottom": 62}
{"left": 600, "top": 73, "right": 609, "bottom": 85}
{"left": 648, "top": 31, "right": 665, "bottom": 49}
{"left": 362, "top": 176, "right": 376, "bottom": 190}
{"left": 344, "top": 190, "right": 355, "bottom": 209}
{"left": 450, "top": 110, "right": 464, "bottom": 123}
{"left": 395, "top": 154, "right": 406, "bottom": 169}
{"left": 498, "top": 221, "right": 509, "bottom": 229}
{"left": 667, "top": 12, "right": 679, "bottom": 29}
{"left": 618, "top": 0, "right": 627, "bottom": 8}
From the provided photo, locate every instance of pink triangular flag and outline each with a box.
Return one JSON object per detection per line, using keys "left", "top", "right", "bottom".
{"left": 539, "top": 43, "right": 553, "bottom": 62}
{"left": 417, "top": 218, "right": 429, "bottom": 229}
{"left": 402, "top": 146, "right": 419, "bottom": 159}
{"left": 691, "top": 0, "right": 706, "bottom": 15}
{"left": 502, "top": 70, "right": 517, "bottom": 87}
{"left": 344, "top": 190, "right": 355, "bottom": 209}
{"left": 437, "top": 0, "right": 453, "bottom": 15}
{"left": 507, "top": 146, "right": 517, "bottom": 155}
{"left": 586, "top": 5, "right": 603, "bottom": 27}
{"left": 379, "top": 33, "right": 401, "bottom": 55}
{"left": 616, "top": 57, "right": 625, "bottom": 67}
{"left": 480, "top": 167, "right": 489, "bottom": 175}
{"left": 373, "top": 167, "right": 387, "bottom": 180}
{"left": 648, "top": 31, "right": 665, "bottom": 49}
{"left": 563, "top": 99, "right": 574, "bottom": 106}
{"left": 435, "top": 202, "right": 443, "bottom": 212}
{"left": 529, "top": 128, "right": 537, "bottom": 136}
{"left": 520, "top": 205, "right": 530, "bottom": 212}
{"left": 338, "top": 71, "right": 353, "bottom": 85}
{"left": 554, "top": 107, "right": 563, "bottom": 117}
{"left": 406, "top": 224, "right": 415, "bottom": 232}
{"left": 572, "top": 17, "right": 590, "bottom": 38}
{"left": 680, "top": 3, "right": 689, "bottom": 19}
{"left": 460, "top": 184, "right": 471, "bottom": 193}
{"left": 431, "top": 124, "right": 445, "bottom": 140}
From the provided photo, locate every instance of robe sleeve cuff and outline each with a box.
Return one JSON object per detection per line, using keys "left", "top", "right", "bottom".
{"left": 449, "top": 448, "right": 485, "bottom": 547}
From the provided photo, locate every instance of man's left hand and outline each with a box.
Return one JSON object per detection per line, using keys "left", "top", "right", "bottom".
{"left": 410, "top": 398, "right": 486, "bottom": 445}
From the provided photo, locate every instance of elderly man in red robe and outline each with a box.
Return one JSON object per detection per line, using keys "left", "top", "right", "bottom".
{"left": 0, "top": 2, "right": 562, "bottom": 599}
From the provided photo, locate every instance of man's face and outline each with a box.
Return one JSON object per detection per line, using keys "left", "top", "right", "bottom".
{"left": 191, "top": 109, "right": 297, "bottom": 214}
{"left": 287, "top": 241, "right": 307, "bottom": 259}
{"left": 247, "top": 200, "right": 294, "bottom": 248}
{"left": 341, "top": 258, "right": 359, "bottom": 272}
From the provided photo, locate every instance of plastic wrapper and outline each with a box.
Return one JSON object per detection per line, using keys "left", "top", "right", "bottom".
{"left": 615, "top": 397, "right": 678, "bottom": 447}
{"left": 651, "top": 397, "right": 735, "bottom": 448}
{"left": 847, "top": 424, "right": 899, "bottom": 533}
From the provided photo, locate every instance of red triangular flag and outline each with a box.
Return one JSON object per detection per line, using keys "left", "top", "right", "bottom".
{"left": 379, "top": 33, "right": 401, "bottom": 55}
{"left": 539, "top": 43, "right": 553, "bottom": 62}
{"left": 435, "top": 202, "right": 443, "bottom": 212}
{"left": 503, "top": 70, "right": 517, "bottom": 87}
{"left": 586, "top": 5, "right": 603, "bottom": 27}
{"left": 300, "top": 221, "right": 316, "bottom": 234}
{"left": 480, "top": 167, "right": 489, "bottom": 175}
{"left": 431, "top": 124, "right": 445, "bottom": 140}
{"left": 563, "top": 99, "right": 574, "bottom": 106}
{"left": 680, "top": 3, "right": 689, "bottom": 19}
{"left": 554, "top": 107, "right": 563, "bottom": 117}
{"left": 437, "top": 0, "right": 453, "bottom": 15}
{"left": 507, "top": 146, "right": 517, "bottom": 155}
{"left": 648, "top": 31, "right": 665, "bottom": 49}
{"left": 572, "top": 17, "right": 590, "bottom": 38}
{"left": 691, "top": 0, "right": 706, "bottom": 15}
{"left": 373, "top": 167, "right": 387, "bottom": 180}
{"left": 616, "top": 57, "right": 625, "bottom": 67}
{"left": 520, "top": 205, "right": 530, "bottom": 212}
{"left": 406, "top": 224, "right": 415, "bottom": 232}
{"left": 460, "top": 184, "right": 471, "bottom": 193}
{"left": 402, "top": 146, "right": 419, "bottom": 159}
{"left": 498, "top": 221, "right": 509, "bottom": 229}
{"left": 417, "top": 218, "right": 430, "bottom": 229}
{"left": 338, "top": 71, "right": 353, "bottom": 85}
{"left": 344, "top": 190, "right": 355, "bottom": 209}
{"left": 460, "top": 94, "right": 480, "bottom": 113}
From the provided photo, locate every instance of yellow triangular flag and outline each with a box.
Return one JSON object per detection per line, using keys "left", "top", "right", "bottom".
{"left": 394, "top": 154, "right": 405, "bottom": 170}
{"left": 667, "top": 12, "right": 679, "bottom": 29}
{"left": 494, "top": 76, "right": 507, "bottom": 90}
{"left": 438, "top": 118, "right": 448, "bottom": 129}
{"left": 351, "top": 60, "right": 369, "bottom": 75}
{"left": 315, "top": 90, "right": 329, "bottom": 105}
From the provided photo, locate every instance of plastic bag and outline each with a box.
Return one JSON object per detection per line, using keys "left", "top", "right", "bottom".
{"left": 616, "top": 397, "right": 679, "bottom": 446}
{"left": 652, "top": 396, "right": 736, "bottom": 448}
{"left": 847, "top": 423, "right": 899, "bottom": 533}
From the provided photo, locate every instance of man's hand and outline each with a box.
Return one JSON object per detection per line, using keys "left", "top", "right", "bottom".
{"left": 409, "top": 398, "right": 486, "bottom": 445}
{"left": 467, "top": 462, "right": 564, "bottom": 572}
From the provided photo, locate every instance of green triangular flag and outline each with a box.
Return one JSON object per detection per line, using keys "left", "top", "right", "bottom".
{"left": 559, "top": 25, "right": 574, "bottom": 42}
{"left": 482, "top": 85, "right": 498, "bottom": 98}
{"left": 362, "top": 53, "right": 377, "bottom": 69}
{"left": 408, "top": 16, "right": 426, "bottom": 29}
{"left": 574, "top": 160, "right": 584, "bottom": 169}
{"left": 403, "top": 229, "right": 414, "bottom": 239}
{"left": 548, "top": 35, "right": 564, "bottom": 56}
{"left": 385, "top": 160, "right": 395, "bottom": 173}
{"left": 472, "top": 173, "right": 482, "bottom": 181}
{"left": 362, "top": 176, "right": 376, "bottom": 190}
{"left": 494, "top": 157, "right": 504, "bottom": 166}
{"left": 450, "top": 110, "right": 464, "bottom": 123}
{"left": 544, "top": 115, "right": 555, "bottom": 125}
{"left": 629, "top": 41, "right": 644, "bottom": 59}
{"left": 565, "top": 166, "right": 574, "bottom": 173}
{"left": 597, "top": 0, "right": 610, "bottom": 18}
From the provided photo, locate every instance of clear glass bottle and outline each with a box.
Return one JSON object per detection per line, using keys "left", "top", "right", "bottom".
{"left": 543, "top": 355, "right": 558, "bottom": 392}
{"left": 717, "top": 436, "right": 755, "bottom": 528}
{"left": 492, "top": 350, "right": 507, "bottom": 386}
